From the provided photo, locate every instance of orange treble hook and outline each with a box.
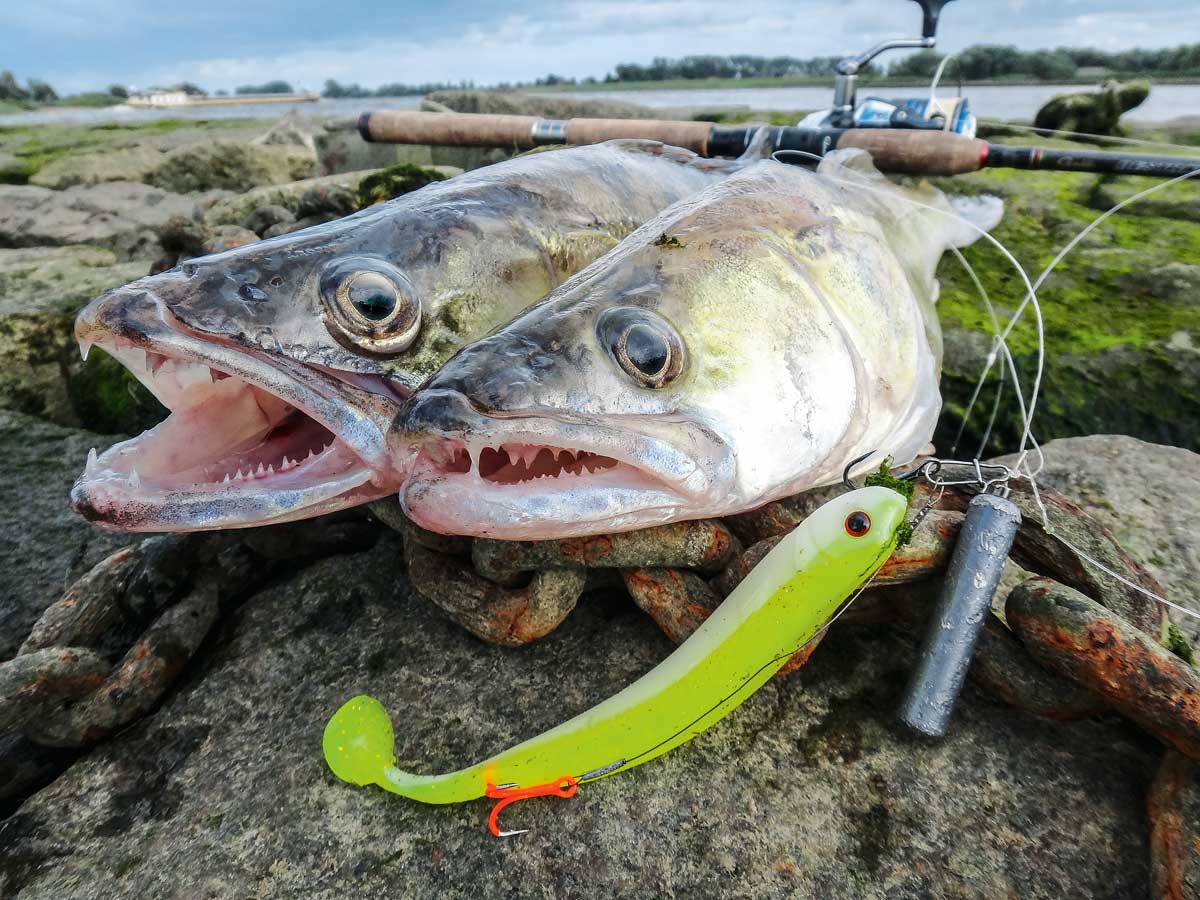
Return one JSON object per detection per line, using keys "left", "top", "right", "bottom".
{"left": 484, "top": 775, "right": 579, "bottom": 837}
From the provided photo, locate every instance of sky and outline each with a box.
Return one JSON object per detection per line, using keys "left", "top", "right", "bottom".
{"left": 3, "top": 0, "right": 1197, "bottom": 94}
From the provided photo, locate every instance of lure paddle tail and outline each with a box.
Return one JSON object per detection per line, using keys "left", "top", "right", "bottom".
{"left": 323, "top": 485, "right": 909, "bottom": 811}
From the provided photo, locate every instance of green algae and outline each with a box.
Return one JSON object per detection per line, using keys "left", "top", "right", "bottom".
{"left": 354, "top": 163, "right": 447, "bottom": 209}
{"left": 928, "top": 137, "right": 1200, "bottom": 454}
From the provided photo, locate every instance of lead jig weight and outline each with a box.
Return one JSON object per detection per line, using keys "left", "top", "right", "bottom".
{"left": 898, "top": 491, "right": 1022, "bottom": 738}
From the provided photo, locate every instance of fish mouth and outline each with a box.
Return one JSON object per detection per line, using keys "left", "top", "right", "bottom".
{"left": 71, "top": 291, "right": 408, "bottom": 531}
{"left": 398, "top": 389, "right": 732, "bottom": 539}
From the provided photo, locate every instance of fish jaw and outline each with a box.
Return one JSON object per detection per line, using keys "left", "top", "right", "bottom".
{"left": 72, "top": 288, "right": 408, "bottom": 531}
{"left": 396, "top": 388, "right": 734, "bottom": 539}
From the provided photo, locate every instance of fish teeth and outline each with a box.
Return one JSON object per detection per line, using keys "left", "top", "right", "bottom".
{"left": 223, "top": 473, "right": 231, "bottom": 484}
{"left": 85, "top": 447, "right": 98, "bottom": 474}
{"left": 256, "top": 463, "right": 266, "bottom": 476}
{"left": 267, "top": 463, "right": 274, "bottom": 475}
{"left": 79, "top": 340, "right": 93, "bottom": 362}
{"left": 128, "top": 468, "right": 141, "bottom": 489}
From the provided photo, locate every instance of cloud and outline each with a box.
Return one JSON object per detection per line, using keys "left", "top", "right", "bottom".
{"left": 3, "top": 0, "right": 1196, "bottom": 94}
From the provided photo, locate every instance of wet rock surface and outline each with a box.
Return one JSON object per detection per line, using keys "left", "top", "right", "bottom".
{"left": 0, "top": 411, "right": 128, "bottom": 658}
{"left": 0, "top": 246, "right": 149, "bottom": 425}
{"left": 0, "top": 181, "right": 197, "bottom": 256}
{"left": 0, "top": 434, "right": 1193, "bottom": 898}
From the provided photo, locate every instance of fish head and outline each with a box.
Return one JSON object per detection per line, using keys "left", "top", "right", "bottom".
{"left": 71, "top": 195, "right": 548, "bottom": 532}
{"left": 398, "top": 167, "right": 939, "bottom": 539}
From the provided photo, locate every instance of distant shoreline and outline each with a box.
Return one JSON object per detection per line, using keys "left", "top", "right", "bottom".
{"left": 525, "top": 74, "right": 1200, "bottom": 93}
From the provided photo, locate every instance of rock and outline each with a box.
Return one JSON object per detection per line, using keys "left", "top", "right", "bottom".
{"left": 424, "top": 89, "right": 660, "bottom": 120}
{"left": 930, "top": 150, "right": 1200, "bottom": 455}
{"left": 29, "top": 146, "right": 165, "bottom": 190}
{"left": 147, "top": 141, "right": 316, "bottom": 194}
{"left": 205, "top": 224, "right": 258, "bottom": 254}
{"left": 0, "top": 182, "right": 197, "bottom": 258}
{"left": 252, "top": 110, "right": 317, "bottom": 156}
{"left": 0, "top": 411, "right": 131, "bottom": 659}
{"left": 0, "top": 150, "right": 33, "bottom": 185}
{"left": 354, "top": 163, "right": 447, "bottom": 208}
{"left": 1033, "top": 80, "right": 1151, "bottom": 137}
{"left": 2, "top": 434, "right": 1191, "bottom": 898}
{"left": 203, "top": 170, "right": 383, "bottom": 227}
{"left": 296, "top": 183, "right": 357, "bottom": 219}
{"left": 149, "top": 217, "right": 260, "bottom": 274}
{"left": 996, "top": 434, "right": 1200, "bottom": 642}
{"left": 240, "top": 204, "right": 295, "bottom": 237}
{"left": 0, "top": 246, "right": 150, "bottom": 426}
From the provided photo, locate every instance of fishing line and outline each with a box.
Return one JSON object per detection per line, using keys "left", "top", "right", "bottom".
{"left": 775, "top": 145, "right": 1200, "bottom": 625}
{"left": 585, "top": 563, "right": 889, "bottom": 782}
{"left": 773, "top": 146, "right": 1048, "bottom": 466}
{"left": 977, "top": 118, "right": 1200, "bottom": 153}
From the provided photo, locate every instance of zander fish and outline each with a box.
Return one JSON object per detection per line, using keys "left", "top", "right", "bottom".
{"left": 71, "top": 140, "right": 738, "bottom": 531}
{"left": 398, "top": 150, "right": 1002, "bottom": 539}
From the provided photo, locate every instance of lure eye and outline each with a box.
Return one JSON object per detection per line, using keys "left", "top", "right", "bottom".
{"left": 597, "top": 306, "right": 685, "bottom": 388}
{"left": 844, "top": 511, "right": 871, "bottom": 537}
{"left": 320, "top": 256, "right": 421, "bottom": 355}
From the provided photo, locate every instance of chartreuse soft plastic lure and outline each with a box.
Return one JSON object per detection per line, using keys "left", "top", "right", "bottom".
{"left": 324, "top": 485, "right": 907, "bottom": 833}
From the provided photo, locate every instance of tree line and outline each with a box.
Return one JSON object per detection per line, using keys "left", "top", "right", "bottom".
{"left": 545, "top": 41, "right": 1200, "bottom": 85}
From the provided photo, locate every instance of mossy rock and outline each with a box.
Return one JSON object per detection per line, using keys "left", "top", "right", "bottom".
{"left": 929, "top": 141, "right": 1200, "bottom": 454}
{"left": 354, "top": 163, "right": 448, "bottom": 209}
{"left": 65, "top": 349, "right": 165, "bottom": 436}
{"left": 148, "top": 141, "right": 315, "bottom": 194}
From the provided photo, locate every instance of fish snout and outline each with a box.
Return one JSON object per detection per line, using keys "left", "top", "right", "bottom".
{"left": 398, "top": 388, "right": 487, "bottom": 439}
{"left": 75, "top": 284, "right": 161, "bottom": 348}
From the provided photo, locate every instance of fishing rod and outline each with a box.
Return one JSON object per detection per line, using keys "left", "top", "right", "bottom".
{"left": 357, "top": 0, "right": 1200, "bottom": 180}
{"left": 358, "top": 111, "right": 1200, "bottom": 179}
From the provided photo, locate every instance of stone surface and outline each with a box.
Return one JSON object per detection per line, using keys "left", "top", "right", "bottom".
{"left": 930, "top": 149, "right": 1200, "bottom": 455}
{"left": 0, "top": 182, "right": 197, "bottom": 257}
{"left": 202, "top": 170, "right": 383, "bottom": 226}
{"left": 0, "top": 411, "right": 130, "bottom": 659}
{"left": 998, "top": 434, "right": 1200, "bottom": 641}
{"left": 1, "top": 434, "right": 1193, "bottom": 898}
{"left": 29, "top": 146, "right": 165, "bottom": 190}
{"left": 0, "top": 246, "right": 149, "bottom": 425}
{"left": 147, "top": 141, "right": 316, "bottom": 194}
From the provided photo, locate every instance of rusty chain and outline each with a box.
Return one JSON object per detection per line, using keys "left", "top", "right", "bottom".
{"left": 6, "top": 480, "right": 1198, "bottom": 892}
{"left": 0, "top": 514, "right": 378, "bottom": 804}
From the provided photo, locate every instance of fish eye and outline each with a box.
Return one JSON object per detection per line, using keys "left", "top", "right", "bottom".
{"left": 844, "top": 511, "right": 872, "bottom": 537}
{"left": 319, "top": 257, "right": 420, "bottom": 355}
{"left": 597, "top": 306, "right": 685, "bottom": 388}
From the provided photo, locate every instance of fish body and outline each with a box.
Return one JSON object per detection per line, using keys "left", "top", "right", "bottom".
{"left": 324, "top": 485, "right": 908, "bottom": 803}
{"left": 399, "top": 150, "right": 1002, "bottom": 539}
{"left": 69, "top": 141, "right": 737, "bottom": 531}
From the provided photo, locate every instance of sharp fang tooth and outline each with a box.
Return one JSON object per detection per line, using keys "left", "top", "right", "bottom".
{"left": 79, "top": 340, "right": 92, "bottom": 362}
{"left": 267, "top": 464, "right": 274, "bottom": 474}
{"left": 223, "top": 473, "right": 231, "bottom": 483}
{"left": 86, "top": 447, "right": 98, "bottom": 474}
{"left": 281, "top": 456, "right": 292, "bottom": 470}
{"left": 256, "top": 463, "right": 266, "bottom": 475}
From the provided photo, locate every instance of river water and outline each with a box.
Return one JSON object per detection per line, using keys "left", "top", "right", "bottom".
{"left": 3, "top": 83, "right": 1198, "bottom": 127}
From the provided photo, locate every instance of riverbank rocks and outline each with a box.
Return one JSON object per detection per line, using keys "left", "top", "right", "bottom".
{"left": 1033, "top": 80, "right": 1151, "bottom": 137}
{"left": 930, "top": 145, "right": 1200, "bottom": 456}
{"left": 147, "top": 141, "right": 316, "bottom": 194}
{"left": 203, "top": 170, "right": 383, "bottom": 226}
{"left": 0, "top": 434, "right": 1194, "bottom": 898}
{"left": 29, "top": 146, "right": 165, "bottom": 190}
{"left": 0, "top": 181, "right": 197, "bottom": 257}
{"left": 0, "top": 246, "right": 150, "bottom": 426}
